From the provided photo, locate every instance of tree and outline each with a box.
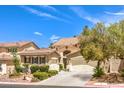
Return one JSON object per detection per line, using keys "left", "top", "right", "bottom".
{"left": 80, "top": 23, "right": 112, "bottom": 73}
{"left": 11, "top": 47, "right": 22, "bottom": 73}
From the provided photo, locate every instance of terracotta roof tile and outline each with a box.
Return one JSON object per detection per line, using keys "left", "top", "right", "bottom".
{"left": 52, "top": 37, "right": 79, "bottom": 46}
{"left": 0, "top": 41, "right": 31, "bottom": 48}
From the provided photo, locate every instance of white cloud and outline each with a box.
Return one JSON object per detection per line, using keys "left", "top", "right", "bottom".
{"left": 50, "top": 35, "right": 60, "bottom": 43}
{"left": 34, "top": 32, "right": 42, "bottom": 36}
{"left": 40, "top": 5, "right": 73, "bottom": 20}
{"left": 20, "top": 6, "right": 58, "bottom": 19}
{"left": 40, "top": 5, "right": 57, "bottom": 12}
{"left": 103, "top": 10, "right": 124, "bottom": 25}
{"left": 20, "top": 6, "right": 71, "bottom": 23}
{"left": 105, "top": 11, "right": 124, "bottom": 16}
{"left": 69, "top": 6, "right": 100, "bottom": 24}
{"left": 84, "top": 16, "right": 100, "bottom": 24}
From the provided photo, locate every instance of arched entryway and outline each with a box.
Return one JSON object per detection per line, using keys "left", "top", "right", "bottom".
{"left": 63, "top": 50, "right": 71, "bottom": 69}
{"left": 63, "top": 50, "right": 71, "bottom": 56}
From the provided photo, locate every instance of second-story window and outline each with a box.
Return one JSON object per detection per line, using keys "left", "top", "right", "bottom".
{"left": 7, "top": 47, "right": 17, "bottom": 53}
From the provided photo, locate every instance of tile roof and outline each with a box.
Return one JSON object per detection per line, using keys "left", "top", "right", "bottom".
{"left": 19, "top": 48, "right": 59, "bottom": 56}
{"left": 0, "top": 41, "right": 31, "bottom": 48}
{"left": 52, "top": 37, "right": 79, "bottom": 46}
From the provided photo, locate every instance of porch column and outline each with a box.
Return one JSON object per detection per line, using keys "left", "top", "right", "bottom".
{"left": 30, "top": 56, "right": 32, "bottom": 64}
{"left": 45, "top": 56, "right": 48, "bottom": 64}
{"left": 38, "top": 56, "right": 40, "bottom": 64}
{"left": 32, "top": 57, "right": 34, "bottom": 64}
{"left": 25, "top": 56, "right": 27, "bottom": 63}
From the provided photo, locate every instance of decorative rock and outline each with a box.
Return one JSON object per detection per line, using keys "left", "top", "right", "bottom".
{"left": 25, "top": 76, "right": 32, "bottom": 81}
{"left": 49, "top": 64, "right": 59, "bottom": 71}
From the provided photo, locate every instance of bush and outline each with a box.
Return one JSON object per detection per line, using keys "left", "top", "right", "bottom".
{"left": 30, "top": 65, "right": 40, "bottom": 73}
{"left": 59, "top": 64, "right": 64, "bottom": 71}
{"left": 48, "top": 70, "right": 58, "bottom": 77}
{"left": 23, "top": 63, "right": 29, "bottom": 68}
{"left": 9, "top": 72, "right": 21, "bottom": 78}
{"left": 39, "top": 65, "right": 49, "bottom": 72}
{"left": 15, "top": 66, "right": 23, "bottom": 73}
{"left": 23, "top": 63, "right": 30, "bottom": 73}
{"left": 93, "top": 66, "right": 104, "bottom": 77}
{"left": 33, "top": 72, "right": 49, "bottom": 80}
{"left": 121, "top": 69, "right": 124, "bottom": 77}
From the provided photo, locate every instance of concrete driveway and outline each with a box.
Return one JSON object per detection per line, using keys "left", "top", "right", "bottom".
{"left": 39, "top": 65, "right": 94, "bottom": 87}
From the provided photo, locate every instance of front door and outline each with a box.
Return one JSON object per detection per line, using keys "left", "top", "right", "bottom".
{"left": 63, "top": 58, "right": 67, "bottom": 69}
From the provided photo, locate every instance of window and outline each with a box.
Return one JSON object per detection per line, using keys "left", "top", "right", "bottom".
{"left": 39, "top": 57, "right": 46, "bottom": 64}
{"left": 63, "top": 50, "right": 71, "bottom": 56}
{"left": 7, "top": 47, "right": 17, "bottom": 53}
{"left": 42, "top": 57, "right": 46, "bottom": 64}
{"left": 24, "top": 57, "right": 27, "bottom": 63}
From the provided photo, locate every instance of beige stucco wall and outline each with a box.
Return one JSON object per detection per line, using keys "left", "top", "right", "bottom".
{"left": 19, "top": 42, "right": 39, "bottom": 51}
{"left": 48, "top": 52, "right": 60, "bottom": 64}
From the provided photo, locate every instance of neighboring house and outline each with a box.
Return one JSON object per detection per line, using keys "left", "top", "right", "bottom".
{"left": 0, "top": 41, "right": 61, "bottom": 75}
{"left": 0, "top": 41, "right": 38, "bottom": 75}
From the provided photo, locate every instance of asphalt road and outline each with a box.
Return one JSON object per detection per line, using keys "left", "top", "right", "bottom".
{"left": 0, "top": 84, "right": 83, "bottom": 88}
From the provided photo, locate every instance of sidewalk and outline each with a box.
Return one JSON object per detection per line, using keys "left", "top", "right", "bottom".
{"left": 84, "top": 81, "right": 124, "bottom": 88}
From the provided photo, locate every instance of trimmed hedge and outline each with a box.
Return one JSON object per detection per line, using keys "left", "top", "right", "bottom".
{"left": 30, "top": 65, "right": 49, "bottom": 73}
{"left": 39, "top": 65, "right": 49, "bottom": 72}
{"left": 30, "top": 65, "right": 40, "bottom": 73}
{"left": 33, "top": 72, "right": 49, "bottom": 80}
{"left": 48, "top": 70, "right": 58, "bottom": 77}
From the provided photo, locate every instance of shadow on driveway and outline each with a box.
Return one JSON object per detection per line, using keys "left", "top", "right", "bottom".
{"left": 72, "top": 74, "right": 92, "bottom": 81}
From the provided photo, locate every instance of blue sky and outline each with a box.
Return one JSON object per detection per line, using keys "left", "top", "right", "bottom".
{"left": 0, "top": 5, "right": 124, "bottom": 48}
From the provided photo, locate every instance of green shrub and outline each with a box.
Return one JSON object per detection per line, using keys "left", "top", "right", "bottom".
{"left": 33, "top": 72, "right": 49, "bottom": 80}
{"left": 48, "top": 70, "right": 58, "bottom": 77}
{"left": 23, "top": 63, "right": 30, "bottom": 73}
{"left": 121, "top": 69, "right": 124, "bottom": 77}
{"left": 93, "top": 66, "right": 104, "bottom": 77}
{"left": 39, "top": 65, "right": 49, "bottom": 72}
{"left": 15, "top": 66, "right": 23, "bottom": 73}
{"left": 59, "top": 64, "right": 64, "bottom": 71}
{"left": 30, "top": 65, "right": 40, "bottom": 73}
{"left": 23, "top": 63, "right": 29, "bottom": 68}
{"left": 9, "top": 72, "right": 21, "bottom": 78}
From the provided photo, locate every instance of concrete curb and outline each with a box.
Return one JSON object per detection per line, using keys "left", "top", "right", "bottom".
{"left": 85, "top": 82, "right": 124, "bottom": 88}
{"left": 0, "top": 82, "right": 40, "bottom": 85}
